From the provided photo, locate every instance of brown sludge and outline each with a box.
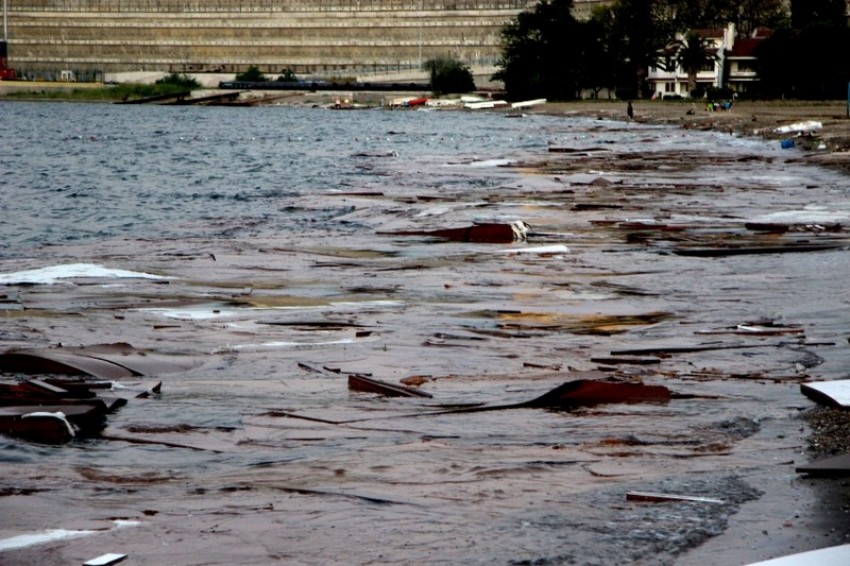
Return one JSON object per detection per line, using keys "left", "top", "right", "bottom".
{"left": 3, "top": 100, "right": 850, "bottom": 565}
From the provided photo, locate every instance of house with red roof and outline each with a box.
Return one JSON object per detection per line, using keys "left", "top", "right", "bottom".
{"left": 647, "top": 24, "right": 771, "bottom": 99}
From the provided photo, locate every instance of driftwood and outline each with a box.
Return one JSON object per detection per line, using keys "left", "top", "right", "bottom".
{"left": 348, "top": 374, "right": 433, "bottom": 398}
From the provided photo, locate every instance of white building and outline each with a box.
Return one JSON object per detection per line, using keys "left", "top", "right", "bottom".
{"left": 647, "top": 23, "right": 776, "bottom": 99}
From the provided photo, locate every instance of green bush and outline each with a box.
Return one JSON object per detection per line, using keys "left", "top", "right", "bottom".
{"left": 277, "top": 68, "right": 297, "bottom": 82}
{"left": 423, "top": 56, "right": 475, "bottom": 95}
{"left": 235, "top": 66, "right": 268, "bottom": 82}
{"left": 155, "top": 73, "right": 201, "bottom": 89}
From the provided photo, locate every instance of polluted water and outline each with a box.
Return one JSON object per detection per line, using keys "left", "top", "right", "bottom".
{"left": 2, "top": 101, "right": 850, "bottom": 565}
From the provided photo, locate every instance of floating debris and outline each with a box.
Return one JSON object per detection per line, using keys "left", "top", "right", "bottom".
{"left": 84, "top": 553, "right": 129, "bottom": 566}
{"left": 381, "top": 221, "right": 531, "bottom": 243}
{"left": 0, "top": 379, "right": 124, "bottom": 443}
{"left": 0, "top": 343, "right": 194, "bottom": 379}
{"left": 695, "top": 323, "right": 805, "bottom": 336}
{"left": 521, "top": 379, "right": 671, "bottom": 409}
{"left": 744, "top": 543, "right": 850, "bottom": 566}
{"left": 510, "top": 98, "right": 546, "bottom": 109}
{"left": 800, "top": 379, "right": 850, "bottom": 409}
{"left": 775, "top": 120, "right": 822, "bottom": 134}
{"left": 348, "top": 374, "right": 433, "bottom": 398}
{"left": 796, "top": 453, "right": 850, "bottom": 477}
{"left": 626, "top": 491, "right": 724, "bottom": 504}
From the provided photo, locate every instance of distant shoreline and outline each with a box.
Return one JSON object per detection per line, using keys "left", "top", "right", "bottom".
{"left": 4, "top": 82, "right": 848, "bottom": 169}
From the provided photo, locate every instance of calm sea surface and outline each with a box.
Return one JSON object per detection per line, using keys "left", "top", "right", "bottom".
{"left": 3, "top": 102, "right": 555, "bottom": 252}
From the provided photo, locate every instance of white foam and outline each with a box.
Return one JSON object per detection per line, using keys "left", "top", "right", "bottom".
{"left": 139, "top": 300, "right": 404, "bottom": 320}
{"left": 233, "top": 337, "right": 359, "bottom": 350}
{"left": 0, "top": 529, "right": 96, "bottom": 551}
{"left": 495, "top": 244, "right": 570, "bottom": 255}
{"left": 750, "top": 208, "right": 850, "bottom": 225}
{"left": 465, "top": 158, "right": 513, "bottom": 168}
{"left": 0, "top": 519, "right": 140, "bottom": 552}
{"left": 0, "top": 263, "right": 167, "bottom": 285}
{"left": 215, "top": 336, "right": 360, "bottom": 353}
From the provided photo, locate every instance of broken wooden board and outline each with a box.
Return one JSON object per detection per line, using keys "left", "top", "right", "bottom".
{"left": 796, "top": 453, "right": 850, "bottom": 477}
{"left": 626, "top": 491, "right": 724, "bottom": 504}
{"left": 0, "top": 343, "right": 194, "bottom": 379}
{"left": 0, "top": 380, "right": 125, "bottom": 411}
{"left": 590, "top": 356, "right": 662, "bottom": 366}
{"left": 672, "top": 241, "right": 848, "bottom": 257}
{"left": 0, "top": 403, "right": 107, "bottom": 444}
{"left": 800, "top": 380, "right": 850, "bottom": 409}
{"left": 695, "top": 324, "right": 805, "bottom": 336}
{"left": 84, "top": 553, "right": 129, "bottom": 566}
{"left": 610, "top": 343, "right": 766, "bottom": 356}
{"left": 0, "top": 351, "right": 135, "bottom": 379}
{"left": 65, "top": 343, "right": 195, "bottom": 376}
{"left": 743, "top": 544, "right": 850, "bottom": 566}
{"left": 348, "top": 374, "right": 433, "bottom": 398}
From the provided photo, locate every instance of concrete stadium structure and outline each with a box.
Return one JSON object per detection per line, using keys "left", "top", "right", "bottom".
{"left": 2, "top": 0, "right": 612, "bottom": 81}
{"left": 4, "top": 0, "right": 521, "bottom": 80}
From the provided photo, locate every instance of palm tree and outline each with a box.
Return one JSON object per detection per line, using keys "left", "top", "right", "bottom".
{"left": 675, "top": 32, "right": 717, "bottom": 96}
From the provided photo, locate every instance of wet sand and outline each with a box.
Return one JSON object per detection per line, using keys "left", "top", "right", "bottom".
{"left": 553, "top": 99, "right": 850, "bottom": 163}
{"left": 2, "top": 98, "right": 850, "bottom": 565}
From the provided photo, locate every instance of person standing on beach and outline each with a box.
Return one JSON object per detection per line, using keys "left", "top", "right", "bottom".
{"left": 627, "top": 101, "right": 634, "bottom": 119}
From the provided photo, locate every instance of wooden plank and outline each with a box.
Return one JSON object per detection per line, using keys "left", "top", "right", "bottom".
{"left": 626, "top": 491, "right": 724, "bottom": 504}
{"left": 744, "top": 544, "right": 850, "bottom": 566}
{"left": 0, "top": 351, "right": 134, "bottom": 379}
{"left": 348, "top": 375, "right": 432, "bottom": 398}
{"left": 796, "top": 453, "right": 850, "bottom": 477}
{"left": 84, "top": 553, "right": 128, "bottom": 566}
{"left": 800, "top": 380, "right": 850, "bottom": 408}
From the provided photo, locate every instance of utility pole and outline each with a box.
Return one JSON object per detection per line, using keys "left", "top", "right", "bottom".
{"left": 418, "top": 0, "right": 423, "bottom": 69}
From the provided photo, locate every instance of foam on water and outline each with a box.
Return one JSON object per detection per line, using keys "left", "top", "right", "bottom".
{"left": 0, "top": 263, "right": 167, "bottom": 284}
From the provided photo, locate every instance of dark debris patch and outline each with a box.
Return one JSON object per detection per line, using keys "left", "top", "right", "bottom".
{"left": 508, "top": 476, "right": 761, "bottom": 566}
{"left": 804, "top": 406, "right": 850, "bottom": 457}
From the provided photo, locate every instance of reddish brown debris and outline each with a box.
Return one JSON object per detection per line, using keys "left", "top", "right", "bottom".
{"left": 524, "top": 379, "right": 671, "bottom": 409}
{"left": 380, "top": 221, "right": 530, "bottom": 243}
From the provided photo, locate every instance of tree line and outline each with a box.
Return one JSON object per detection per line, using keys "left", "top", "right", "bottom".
{"left": 492, "top": 0, "right": 850, "bottom": 100}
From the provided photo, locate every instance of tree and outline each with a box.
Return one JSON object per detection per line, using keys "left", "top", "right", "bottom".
{"left": 277, "top": 68, "right": 298, "bottom": 82}
{"left": 735, "top": 0, "right": 789, "bottom": 36}
{"left": 576, "top": 14, "right": 619, "bottom": 98}
{"left": 423, "top": 56, "right": 476, "bottom": 95}
{"left": 235, "top": 66, "right": 267, "bottom": 82}
{"left": 791, "top": 0, "right": 847, "bottom": 28}
{"left": 674, "top": 32, "right": 718, "bottom": 95}
{"left": 755, "top": 24, "right": 850, "bottom": 99}
{"left": 493, "top": 0, "right": 584, "bottom": 101}
{"left": 664, "top": 0, "right": 789, "bottom": 35}
{"left": 605, "top": 0, "right": 678, "bottom": 98}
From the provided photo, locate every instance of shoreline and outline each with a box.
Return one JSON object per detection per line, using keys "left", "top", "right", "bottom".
{"left": 4, "top": 80, "right": 849, "bottom": 159}
{"left": 532, "top": 99, "right": 850, "bottom": 170}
